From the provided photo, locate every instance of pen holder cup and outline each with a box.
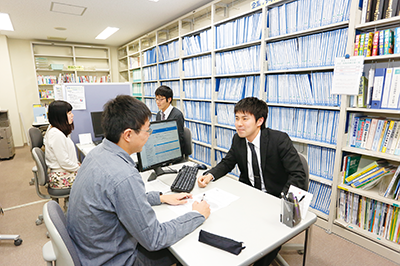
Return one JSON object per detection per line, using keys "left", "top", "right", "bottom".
{"left": 280, "top": 198, "right": 301, "bottom": 228}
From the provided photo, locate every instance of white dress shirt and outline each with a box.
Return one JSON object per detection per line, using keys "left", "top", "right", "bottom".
{"left": 162, "top": 104, "right": 174, "bottom": 120}
{"left": 44, "top": 126, "right": 79, "bottom": 172}
{"left": 246, "top": 130, "right": 267, "bottom": 192}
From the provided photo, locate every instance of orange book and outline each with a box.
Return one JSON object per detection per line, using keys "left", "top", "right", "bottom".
{"left": 372, "top": 31, "right": 379, "bottom": 56}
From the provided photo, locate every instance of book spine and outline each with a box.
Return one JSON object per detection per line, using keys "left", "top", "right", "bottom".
{"left": 366, "top": 118, "right": 378, "bottom": 150}
{"left": 355, "top": 119, "right": 365, "bottom": 148}
{"left": 384, "top": 29, "right": 394, "bottom": 55}
{"left": 355, "top": 34, "right": 361, "bottom": 56}
{"left": 372, "top": 120, "right": 384, "bottom": 151}
{"left": 361, "top": 118, "right": 371, "bottom": 149}
{"left": 359, "top": 34, "right": 366, "bottom": 56}
{"left": 365, "top": 32, "right": 374, "bottom": 57}
{"left": 377, "top": 121, "right": 389, "bottom": 151}
{"left": 395, "top": 27, "right": 400, "bottom": 54}
{"left": 379, "top": 30, "right": 385, "bottom": 55}
{"left": 372, "top": 31, "right": 380, "bottom": 56}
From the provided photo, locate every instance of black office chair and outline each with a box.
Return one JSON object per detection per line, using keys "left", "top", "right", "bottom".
{"left": 28, "top": 127, "right": 44, "bottom": 186}
{"left": 182, "top": 127, "right": 193, "bottom": 161}
{"left": 275, "top": 152, "right": 310, "bottom": 266}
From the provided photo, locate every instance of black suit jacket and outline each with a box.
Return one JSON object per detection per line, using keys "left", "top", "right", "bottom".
{"left": 156, "top": 107, "right": 185, "bottom": 152}
{"left": 207, "top": 128, "right": 306, "bottom": 198}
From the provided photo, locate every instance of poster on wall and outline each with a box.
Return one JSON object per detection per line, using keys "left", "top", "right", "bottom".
{"left": 54, "top": 85, "right": 65, "bottom": 100}
{"left": 65, "top": 85, "right": 86, "bottom": 110}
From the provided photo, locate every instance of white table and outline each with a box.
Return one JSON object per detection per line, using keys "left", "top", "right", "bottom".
{"left": 141, "top": 163, "right": 317, "bottom": 266}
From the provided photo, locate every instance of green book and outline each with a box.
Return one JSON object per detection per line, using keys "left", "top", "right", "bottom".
{"left": 345, "top": 154, "right": 362, "bottom": 179}
{"left": 345, "top": 159, "right": 388, "bottom": 183}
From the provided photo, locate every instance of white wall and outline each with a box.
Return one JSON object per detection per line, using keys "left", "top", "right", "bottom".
{"left": 0, "top": 35, "right": 25, "bottom": 147}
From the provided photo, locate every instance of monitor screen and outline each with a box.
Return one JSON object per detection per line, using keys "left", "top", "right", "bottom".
{"left": 137, "top": 119, "right": 182, "bottom": 174}
{"left": 90, "top": 111, "right": 104, "bottom": 138}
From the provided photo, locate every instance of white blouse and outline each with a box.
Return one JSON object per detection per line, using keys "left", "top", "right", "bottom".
{"left": 44, "top": 126, "right": 79, "bottom": 172}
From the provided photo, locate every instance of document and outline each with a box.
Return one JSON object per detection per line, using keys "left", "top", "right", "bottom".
{"left": 331, "top": 56, "right": 364, "bottom": 95}
{"left": 288, "top": 185, "right": 313, "bottom": 220}
{"left": 65, "top": 85, "right": 86, "bottom": 110}
{"left": 168, "top": 188, "right": 239, "bottom": 216}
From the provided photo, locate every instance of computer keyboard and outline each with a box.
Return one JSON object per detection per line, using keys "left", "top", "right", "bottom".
{"left": 170, "top": 165, "right": 199, "bottom": 193}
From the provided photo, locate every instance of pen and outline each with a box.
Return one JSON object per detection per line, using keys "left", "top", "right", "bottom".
{"left": 299, "top": 195, "right": 305, "bottom": 202}
{"left": 201, "top": 193, "right": 205, "bottom": 202}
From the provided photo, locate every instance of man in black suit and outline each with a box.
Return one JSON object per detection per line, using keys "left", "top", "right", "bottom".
{"left": 197, "top": 97, "right": 306, "bottom": 266}
{"left": 155, "top": 85, "right": 185, "bottom": 152}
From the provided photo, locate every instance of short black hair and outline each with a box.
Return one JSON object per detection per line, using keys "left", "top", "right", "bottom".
{"left": 102, "top": 95, "right": 152, "bottom": 143}
{"left": 155, "top": 85, "right": 173, "bottom": 103}
{"left": 48, "top": 100, "right": 74, "bottom": 136}
{"left": 234, "top": 97, "right": 268, "bottom": 128}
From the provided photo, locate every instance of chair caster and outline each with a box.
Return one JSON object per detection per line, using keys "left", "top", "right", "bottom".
{"left": 36, "top": 214, "right": 44, "bottom": 225}
{"left": 297, "top": 250, "right": 304, "bottom": 255}
{"left": 14, "top": 238, "right": 23, "bottom": 246}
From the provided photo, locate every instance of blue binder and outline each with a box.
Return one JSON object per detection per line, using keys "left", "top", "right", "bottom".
{"left": 371, "top": 68, "right": 386, "bottom": 109}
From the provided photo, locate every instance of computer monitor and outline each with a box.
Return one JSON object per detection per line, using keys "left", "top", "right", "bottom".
{"left": 90, "top": 111, "right": 104, "bottom": 139}
{"left": 137, "top": 119, "right": 183, "bottom": 181}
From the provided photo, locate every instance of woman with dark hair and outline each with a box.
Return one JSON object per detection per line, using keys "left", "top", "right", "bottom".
{"left": 44, "top": 100, "right": 80, "bottom": 189}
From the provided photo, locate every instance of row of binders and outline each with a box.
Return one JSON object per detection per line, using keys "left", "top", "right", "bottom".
{"left": 348, "top": 114, "right": 400, "bottom": 155}
{"left": 132, "top": 83, "right": 141, "bottom": 95}
{"left": 216, "top": 103, "right": 236, "bottom": 127}
{"left": 338, "top": 190, "right": 400, "bottom": 243}
{"left": 183, "top": 55, "right": 212, "bottom": 77}
{"left": 266, "top": 72, "right": 341, "bottom": 106}
{"left": 268, "top": 0, "right": 351, "bottom": 38}
{"left": 267, "top": 28, "right": 348, "bottom": 70}
{"left": 215, "top": 12, "right": 262, "bottom": 49}
{"left": 216, "top": 45, "right": 260, "bottom": 74}
{"left": 185, "top": 121, "right": 212, "bottom": 145}
{"left": 354, "top": 28, "right": 400, "bottom": 57}
{"left": 143, "top": 66, "right": 157, "bottom": 81}
{"left": 215, "top": 127, "right": 236, "bottom": 150}
{"left": 160, "top": 81, "right": 180, "bottom": 97}
{"left": 158, "top": 40, "right": 179, "bottom": 62}
{"left": 143, "top": 47, "right": 157, "bottom": 66}
{"left": 145, "top": 98, "right": 158, "bottom": 113}
{"left": 215, "top": 150, "right": 240, "bottom": 177}
{"left": 267, "top": 107, "right": 339, "bottom": 145}
{"left": 360, "top": 0, "right": 400, "bottom": 24}
{"left": 190, "top": 144, "right": 211, "bottom": 165}
{"left": 132, "top": 69, "right": 141, "bottom": 82}
{"left": 354, "top": 68, "right": 400, "bottom": 109}
{"left": 144, "top": 82, "right": 158, "bottom": 97}
{"left": 77, "top": 75, "right": 110, "bottom": 83}
{"left": 158, "top": 61, "right": 179, "bottom": 80}
{"left": 217, "top": 76, "right": 260, "bottom": 101}
{"left": 308, "top": 180, "right": 331, "bottom": 215}
{"left": 182, "top": 29, "right": 211, "bottom": 56}
{"left": 183, "top": 79, "right": 212, "bottom": 100}
{"left": 307, "top": 145, "right": 336, "bottom": 181}
{"left": 183, "top": 101, "right": 211, "bottom": 122}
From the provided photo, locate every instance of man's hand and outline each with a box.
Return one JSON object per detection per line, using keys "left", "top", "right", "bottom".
{"left": 160, "top": 193, "right": 192, "bottom": 205}
{"left": 192, "top": 200, "right": 211, "bottom": 219}
{"left": 197, "top": 174, "right": 213, "bottom": 188}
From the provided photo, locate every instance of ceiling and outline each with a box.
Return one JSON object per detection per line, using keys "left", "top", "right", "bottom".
{"left": 0, "top": 0, "right": 214, "bottom": 47}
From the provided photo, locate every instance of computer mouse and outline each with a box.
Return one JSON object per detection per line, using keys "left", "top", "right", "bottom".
{"left": 196, "top": 163, "right": 207, "bottom": 170}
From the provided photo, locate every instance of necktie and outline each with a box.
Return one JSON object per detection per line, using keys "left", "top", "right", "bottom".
{"left": 248, "top": 142, "right": 261, "bottom": 190}
{"left": 161, "top": 111, "right": 165, "bottom": 120}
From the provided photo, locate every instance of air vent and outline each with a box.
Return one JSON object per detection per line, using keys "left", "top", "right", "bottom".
{"left": 50, "top": 2, "right": 87, "bottom": 16}
{"left": 47, "top": 36, "right": 67, "bottom": 41}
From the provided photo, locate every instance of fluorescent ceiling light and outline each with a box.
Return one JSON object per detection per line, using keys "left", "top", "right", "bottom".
{"left": 0, "top": 13, "right": 14, "bottom": 31}
{"left": 95, "top": 27, "right": 119, "bottom": 40}
{"left": 148, "top": 0, "right": 159, "bottom": 2}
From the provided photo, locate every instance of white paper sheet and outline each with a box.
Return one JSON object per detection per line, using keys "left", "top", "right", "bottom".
{"left": 288, "top": 185, "right": 313, "bottom": 220}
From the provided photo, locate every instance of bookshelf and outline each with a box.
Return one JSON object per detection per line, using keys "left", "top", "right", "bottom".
{"left": 32, "top": 42, "right": 111, "bottom": 104}
{"left": 118, "top": 0, "right": 400, "bottom": 262}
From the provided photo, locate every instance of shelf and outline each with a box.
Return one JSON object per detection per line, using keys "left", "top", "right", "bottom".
{"left": 192, "top": 140, "right": 212, "bottom": 148}
{"left": 267, "top": 103, "right": 340, "bottom": 110}
{"left": 215, "top": 39, "right": 262, "bottom": 53}
{"left": 34, "top": 54, "right": 73, "bottom": 58}
{"left": 355, "top": 16, "right": 400, "bottom": 31}
{"left": 363, "top": 54, "right": 400, "bottom": 61}
{"left": 185, "top": 118, "right": 212, "bottom": 125}
{"left": 215, "top": 123, "right": 235, "bottom": 130}
{"left": 214, "top": 6, "right": 261, "bottom": 27}
{"left": 214, "top": 99, "right": 239, "bottom": 104}
{"left": 342, "top": 146, "right": 400, "bottom": 162}
{"left": 142, "top": 63, "right": 157, "bottom": 68}
{"left": 77, "top": 69, "right": 110, "bottom": 72}
{"left": 215, "top": 72, "right": 261, "bottom": 78}
{"left": 75, "top": 56, "right": 109, "bottom": 60}
{"left": 181, "top": 51, "right": 212, "bottom": 59}
{"left": 309, "top": 175, "right": 333, "bottom": 186}
{"left": 266, "top": 21, "right": 349, "bottom": 43}
{"left": 159, "top": 58, "right": 179, "bottom": 64}
{"left": 334, "top": 219, "right": 400, "bottom": 251}
{"left": 182, "top": 98, "right": 211, "bottom": 102}
{"left": 309, "top": 208, "right": 329, "bottom": 220}
{"left": 347, "top": 108, "right": 400, "bottom": 115}
{"left": 214, "top": 146, "right": 229, "bottom": 153}
{"left": 181, "top": 25, "right": 212, "bottom": 39}
{"left": 159, "top": 78, "right": 180, "bottom": 82}
{"left": 337, "top": 184, "right": 400, "bottom": 207}
{"left": 36, "top": 69, "right": 75, "bottom": 72}
{"left": 290, "top": 137, "right": 337, "bottom": 149}
{"left": 265, "top": 66, "right": 334, "bottom": 74}
{"left": 40, "top": 98, "right": 55, "bottom": 100}
{"left": 182, "top": 75, "right": 212, "bottom": 80}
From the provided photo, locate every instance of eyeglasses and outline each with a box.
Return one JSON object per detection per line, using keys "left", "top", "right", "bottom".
{"left": 155, "top": 97, "right": 166, "bottom": 102}
{"left": 131, "top": 128, "right": 153, "bottom": 135}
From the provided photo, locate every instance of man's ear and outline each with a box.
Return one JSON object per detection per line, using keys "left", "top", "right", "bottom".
{"left": 121, "top": 128, "right": 133, "bottom": 142}
{"left": 167, "top": 97, "right": 172, "bottom": 104}
{"left": 256, "top": 117, "right": 264, "bottom": 127}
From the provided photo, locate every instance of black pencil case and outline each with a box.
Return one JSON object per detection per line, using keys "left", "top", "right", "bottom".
{"left": 198, "top": 229, "right": 246, "bottom": 255}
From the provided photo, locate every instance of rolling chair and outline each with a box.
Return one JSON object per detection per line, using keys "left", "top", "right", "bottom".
{"left": 0, "top": 205, "right": 23, "bottom": 246}
{"left": 32, "top": 147, "right": 70, "bottom": 225}
{"left": 182, "top": 127, "right": 193, "bottom": 161}
{"left": 42, "top": 201, "right": 81, "bottom": 266}
{"left": 275, "top": 152, "right": 310, "bottom": 266}
{"left": 28, "top": 127, "right": 44, "bottom": 186}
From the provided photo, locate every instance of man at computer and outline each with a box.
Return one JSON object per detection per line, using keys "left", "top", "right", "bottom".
{"left": 155, "top": 85, "right": 185, "bottom": 152}
{"left": 67, "top": 95, "right": 210, "bottom": 266}
{"left": 197, "top": 97, "right": 306, "bottom": 266}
